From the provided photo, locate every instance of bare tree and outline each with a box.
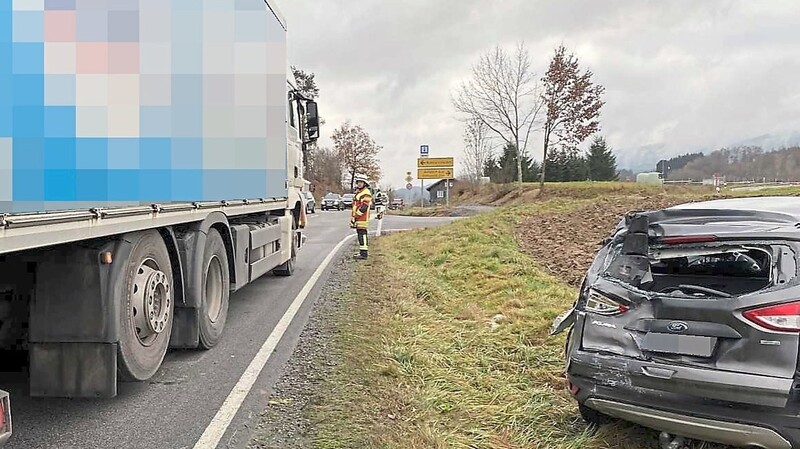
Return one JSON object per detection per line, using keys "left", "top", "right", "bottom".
{"left": 291, "top": 66, "right": 320, "bottom": 100}
{"left": 306, "top": 146, "right": 344, "bottom": 193}
{"left": 453, "top": 43, "right": 543, "bottom": 188}
{"left": 331, "top": 120, "right": 382, "bottom": 190}
{"left": 461, "top": 117, "right": 493, "bottom": 182}
{"left": 540, "top": 45, "right": 605, "bottom": 188}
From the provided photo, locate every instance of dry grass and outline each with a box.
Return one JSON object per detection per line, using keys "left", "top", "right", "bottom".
{"left": 307, "top": 186, "right": 798, "bottom": 448}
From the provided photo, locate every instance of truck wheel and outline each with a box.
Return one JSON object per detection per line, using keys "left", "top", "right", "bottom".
{"left": 273, "top": 219, "right": 297, "bottom": 277}
{"left": 199, "top": 229, "right": 230, "bottom": 350}
{"left": 118, "top": 231, "right": 174, "bottom": 381}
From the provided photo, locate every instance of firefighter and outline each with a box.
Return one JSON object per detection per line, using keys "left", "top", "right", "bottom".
{"left": 350, "top": 176, "right": 372, "bottom": 260}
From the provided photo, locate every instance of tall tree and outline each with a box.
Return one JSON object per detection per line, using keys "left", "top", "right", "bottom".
{"left": 462, "top": 117, "right": 493, "bottom": 182}
{"left": 545, "top": 147, "right": 589, "bottom": 182}
{"left": 453, "top": 43, "right": 544, "bottom": 189}
{"left": 306, "top": 146, "right": 344, "bottom": 194}
{"left": 540, "top": 45, "right": 605, "bottom": 187}
{"left": 491, "top": 143, "right": 536, "bottom": 183}
{"left": 331, "top": 121, "right": 382, "bottom": 190}
{"left": 586, "top": 136, "right": 618, "bottom": 181}
{"left": 291, "top": 66, "right": 320, "bottom": 100}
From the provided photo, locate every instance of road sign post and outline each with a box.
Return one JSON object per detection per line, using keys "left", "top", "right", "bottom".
{"left": 417, "top": 168, "right": 454, "bottom": 179}
{"left": 416, "top": 150, "right": 454, "bottom": 207}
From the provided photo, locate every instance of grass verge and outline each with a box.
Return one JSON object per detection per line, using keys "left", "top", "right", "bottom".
{"left": 308, "top": 198, "right": 726, "bottom": 448}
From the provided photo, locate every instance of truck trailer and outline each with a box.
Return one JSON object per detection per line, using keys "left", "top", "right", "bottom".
{"left": 0, "top": 0, "right": 318, "bottom": 415}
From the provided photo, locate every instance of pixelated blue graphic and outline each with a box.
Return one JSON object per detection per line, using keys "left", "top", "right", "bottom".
{"left": 0, "top": 0, "right": 289, "bottom": 211}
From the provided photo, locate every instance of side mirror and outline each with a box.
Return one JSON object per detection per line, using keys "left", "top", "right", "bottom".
{"left": 305, "top": 101, "right": 320, "bottom": 141}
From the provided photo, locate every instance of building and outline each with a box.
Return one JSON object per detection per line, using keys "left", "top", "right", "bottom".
{"left": 426, "top": 179, "right": 457, "bottom": 205}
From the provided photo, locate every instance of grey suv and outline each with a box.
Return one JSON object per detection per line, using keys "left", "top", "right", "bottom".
{"left": 552, "top": 197, "right": 800, "bottom": 449}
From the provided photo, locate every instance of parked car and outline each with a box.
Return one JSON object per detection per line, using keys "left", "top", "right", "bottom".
{"left": 552, "top": 197, "right": 800, "bottom": 449}
{"left": 389, "top": 198, "right": 405, "bottom": 210}
{"left": 341, "top": 193, "right": 355, "bottom": 209}
{"left": 321, "top": 193, "right": 344, "bottom": 211}
{"left": 304, "top": 192, "right": 316, "bottom": 214}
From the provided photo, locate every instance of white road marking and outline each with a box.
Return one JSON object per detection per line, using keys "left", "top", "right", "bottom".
{"left": 193, "top": 233, "right": 357, "bottom": 449}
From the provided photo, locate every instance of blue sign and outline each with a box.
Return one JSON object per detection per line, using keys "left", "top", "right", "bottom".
{"left": 420, "top": 145, "right": 429, "bottom": 157}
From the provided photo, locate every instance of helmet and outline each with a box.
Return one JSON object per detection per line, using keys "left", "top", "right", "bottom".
{"left": 354, "top": 176, "right": 370, "bottom": 187}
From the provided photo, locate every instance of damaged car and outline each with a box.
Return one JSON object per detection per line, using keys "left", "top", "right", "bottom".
{"left": 552, "top": 197, "right": 800, "bottom": 449}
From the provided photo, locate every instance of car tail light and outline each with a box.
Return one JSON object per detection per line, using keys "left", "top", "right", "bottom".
{"left": 743, "top": 301, "right": 800, "bottom": 332}
{"left": 660, "top": 235, "right": 718, "bottom": 245}
{"left": 0, "top": 393, "right": 10, "bottom": 437}
{"left": 585, "top": 290, "right": 629, "bottom": 316}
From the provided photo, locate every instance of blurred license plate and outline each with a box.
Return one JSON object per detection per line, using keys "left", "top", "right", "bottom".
{"left": 642, "top": 333, "right": 716, "bottom": 357}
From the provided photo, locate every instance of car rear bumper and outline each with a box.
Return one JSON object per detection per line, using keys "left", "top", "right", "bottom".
{"left": 585, "top": 398, "right": 791, "bottom": 449}
{"left": 568, "top": 351, "right": 800, "bottom": 447}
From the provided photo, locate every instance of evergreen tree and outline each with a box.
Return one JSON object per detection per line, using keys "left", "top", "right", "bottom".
{"left": 545, "top": 147, "right": 590, "bottom": 182}
{"left": 564, "top": 148, "right": 589, "bottom": 181}
{"left": 484, "top": 156, "right": 500, "bottom": 182}
{"left": 494, "top": 143, "right": 535, "bottom": 183}
{"left": 586, "top": 136, "right": 618, "bottom": 181}
{"left": 545, "top": 148, "right": 567, "bottom": 181}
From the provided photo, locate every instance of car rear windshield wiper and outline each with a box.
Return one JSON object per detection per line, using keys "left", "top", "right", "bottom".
{"left": 660, "top": 284, "right": 732, "bottom": 298}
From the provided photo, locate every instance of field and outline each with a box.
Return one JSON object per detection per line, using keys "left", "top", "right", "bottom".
{"left": 302, "top": 183, "right": 800, "bottom": 448}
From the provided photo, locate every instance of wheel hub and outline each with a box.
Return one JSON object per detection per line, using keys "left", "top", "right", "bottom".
{"left": 132, "top": 262, "right": 171, "bottom": 344}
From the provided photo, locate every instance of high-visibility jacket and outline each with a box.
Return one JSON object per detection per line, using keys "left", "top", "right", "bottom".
{"left": 352, "top": 187, "right": 372, "bottom": 229}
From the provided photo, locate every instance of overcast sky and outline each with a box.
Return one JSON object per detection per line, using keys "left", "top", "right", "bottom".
{"left": 278, "top": 0, "right": 800, "bottom": 188}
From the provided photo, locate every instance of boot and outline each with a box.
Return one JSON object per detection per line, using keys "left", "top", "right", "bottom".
{"left": 353, "top": 250, "right": 368, "bottom": 260}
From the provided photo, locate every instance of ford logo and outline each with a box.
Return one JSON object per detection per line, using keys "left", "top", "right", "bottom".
{"left": 667, "top": 321, "right": 689, "bottom": 333}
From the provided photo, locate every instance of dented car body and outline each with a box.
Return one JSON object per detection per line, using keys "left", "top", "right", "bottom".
{"left": 554, "top": 197, "right": 800, "bottom": 449}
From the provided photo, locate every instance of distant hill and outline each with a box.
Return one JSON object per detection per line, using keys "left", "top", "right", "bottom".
{"left": 392, "top": 185, "right": 431, "bottom": 204}
{"left": 668, "top": 145, "right": 800, "bottom": 182}
{"left": 617, "top": 132, "right": 800, "bottom": 173}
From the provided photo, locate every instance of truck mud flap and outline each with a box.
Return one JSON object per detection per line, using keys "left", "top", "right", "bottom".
{"left": 29, "top": 239, "right": 130, "bottom": 398}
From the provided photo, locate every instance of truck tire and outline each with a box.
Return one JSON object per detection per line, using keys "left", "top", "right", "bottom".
{"left": 118, "top": 231, "right": 174, "bottom": 381}
{"left": 198, "top": 229, "right": 230, "bottom": 350}
{"left": 273, "top": 218, "right": 297, "bottom": 277}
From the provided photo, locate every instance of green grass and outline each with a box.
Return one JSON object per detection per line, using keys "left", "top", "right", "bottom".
{"left": 307, "top": 190, "right": 767, "bottom": 448}
{"left": 308, "top": 199, "right": 685, "bottom": 449}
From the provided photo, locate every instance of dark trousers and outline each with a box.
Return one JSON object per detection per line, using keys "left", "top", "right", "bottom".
{"left": 356, "top": 228, "right": 368, "bottom": 256}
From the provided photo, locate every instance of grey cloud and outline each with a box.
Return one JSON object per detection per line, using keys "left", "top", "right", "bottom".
{"left": 278, "top": 0, "right": 800, "bottom": 185}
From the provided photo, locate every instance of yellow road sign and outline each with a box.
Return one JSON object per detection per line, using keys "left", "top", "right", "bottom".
{"left": 418, "top": 168, "right": 453, "bottom": 179}
{"left": 417, "top": 157, "right": 454, "bottom": 168}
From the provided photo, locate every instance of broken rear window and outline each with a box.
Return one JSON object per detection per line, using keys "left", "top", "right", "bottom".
{"left": 603, "top": 242, "right": 786, "bottom": 297}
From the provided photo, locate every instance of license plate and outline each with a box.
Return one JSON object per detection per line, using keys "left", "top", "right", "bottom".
{"left": 642, "top": 333, "right": 716, "bottom": 357}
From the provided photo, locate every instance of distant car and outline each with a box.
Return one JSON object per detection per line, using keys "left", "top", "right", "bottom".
{"left": 389, "top": 198, "right": 405, "bottom": 210}
{"left": 304, "top": 192, "right": 315, "bottom": 214}
{"left": 552, "top": 197, "right": 800, "bottom": 449}
{"left": 321, "top": 193, "right": 343, "bottom": 211}
{"left": 341, "top": 193, "right": 355, "bottom": 208}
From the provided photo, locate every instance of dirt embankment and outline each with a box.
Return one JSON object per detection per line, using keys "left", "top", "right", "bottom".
{"left": 516, "top": 196, "right": 698, "bottom": 287}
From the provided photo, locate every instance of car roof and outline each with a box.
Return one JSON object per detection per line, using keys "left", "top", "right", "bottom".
{"left": 670, "top": 196, "right": 800, "bottom": 218}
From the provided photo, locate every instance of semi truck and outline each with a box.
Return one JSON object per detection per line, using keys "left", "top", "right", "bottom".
{"left": 0, "top": 0, "right": 318, "bottom": 424}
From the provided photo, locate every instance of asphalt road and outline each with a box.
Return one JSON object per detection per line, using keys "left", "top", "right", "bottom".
{"left": 0, "top": 210, "right": 459, "bottom": 449}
